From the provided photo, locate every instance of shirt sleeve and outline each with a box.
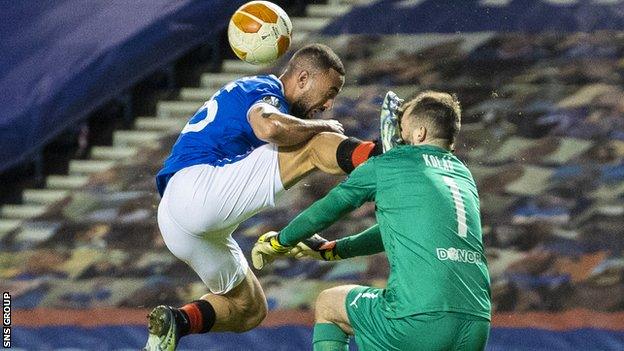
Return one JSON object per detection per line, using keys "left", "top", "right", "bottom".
{"left": 245, "top": 79, "right": 289, "bottom": 114}
{"left": 246, "top": 102, "right": 281, "bottom": 122}
{"left": 335, "top": 224, "right": 384, "bottom": 259}
{"left": 279, "top": 160, "right": 377, "bottom": 246}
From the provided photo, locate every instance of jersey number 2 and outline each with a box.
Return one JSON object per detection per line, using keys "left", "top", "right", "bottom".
{"left": 443, "top": 176, "right": 467, "bottom": 238}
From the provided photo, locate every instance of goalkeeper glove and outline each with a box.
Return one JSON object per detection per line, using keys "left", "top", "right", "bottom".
{"left": 291, "top": 234, "right": 342, "bottom": 261}
{"left": 252, "top": 231, "right": 292, "bottom": 270}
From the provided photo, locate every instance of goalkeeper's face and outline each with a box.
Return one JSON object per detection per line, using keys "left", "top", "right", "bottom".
{"left": 290, "top": 68, "right": 344, "bottom": 119}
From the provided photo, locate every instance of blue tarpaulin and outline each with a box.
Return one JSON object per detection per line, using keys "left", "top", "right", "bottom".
{"left": 12, "top": 325, "right": 624, "bottom": 350}
{"left": 323, "top": 0, "right": 624, "bottom": 35}
{"left": 0, "top": 0, "right": 246, "bottom": 173}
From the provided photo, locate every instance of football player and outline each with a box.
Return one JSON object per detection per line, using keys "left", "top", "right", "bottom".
{"left": 144, "top": 43, "right": 401, "bottom": 350}
{"left": 253, "top": 91, "right": 491, "bottom": 351}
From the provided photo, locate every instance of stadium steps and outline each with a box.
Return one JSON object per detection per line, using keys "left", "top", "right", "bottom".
{"left": 178, "top": 88, "right": 216, "bottom": 102}
{"left": 199, "top": 73, "right": 243, "bottom": 89}
{"left": 91, "top": 146, "right": 139, "bottom": 160}
{"left": 46, "top": 175, "right": 90, "bottom": 190}
{"left": 0, "top": 175, "right": 89, "bottom": 227}
{"left": 221, "top": 60, "right": 260, "bottom": 74}
{"left": 156, "top": 101, "right": 201, "bottom": 119}
{"left": 68, "top": 160, "right": 116, "bottom": 175}
{"left": 0, "top": 204, "right": 48, "bottom": 219}
{"left": 135, "top": 116, "right": 186, "bottom": 131}
{"left": 306, "top": 4, "right": 351, "bottom": 18}
{"left": 0, "top": 0, "right": 357, "bottom": 230}
{"left": 1, "top": 115, "right": 182, "bottom": 225}
{"left": 113, "top": 130, "right": 163, "bottom": 147}
{"left": 291, "top": 17, "right": 332, "bottom": 33}
{"left": 0, "top": 219, "right": 21, "bottom": 237}
{"left": 14, "top": 223, "right": 59, "bottom": 245}
{"left": 22, "top": 189, "right": 69, "bottom": 205}
{"left": 290, "top": 17, "right": 332, "bottom": 47}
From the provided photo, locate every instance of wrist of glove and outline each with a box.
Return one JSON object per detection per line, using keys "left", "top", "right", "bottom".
{"left": 252, "top": 231, "right": 292, "bottom": 270}
{"left": 291, "top": 234, "right": 342, "bottom": 261}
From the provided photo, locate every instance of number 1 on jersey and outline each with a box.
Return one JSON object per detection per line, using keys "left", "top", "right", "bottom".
{"left": 443, "top": 176, "right": 467, "bottom": 238}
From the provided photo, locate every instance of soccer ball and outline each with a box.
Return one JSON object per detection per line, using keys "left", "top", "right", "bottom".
{"left": 228, "top": 1, "right": 293, "bottom": 65}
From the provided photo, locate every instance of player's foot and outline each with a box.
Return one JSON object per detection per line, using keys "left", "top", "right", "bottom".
{"left": 144, "top": 305, "right": 181, "bottom": 351}
{"left": 380, "top": 91, "right": 404, "bottom": 152}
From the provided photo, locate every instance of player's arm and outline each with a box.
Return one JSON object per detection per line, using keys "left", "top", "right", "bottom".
{"left": 292, "top": 224, "right": 384, "bottom": 261}
{"left": 336, "top": 224, "right": 384, "bottom": 258}
{"left": 252, "top": 160, "right": 377, "bottom": 269}
{"left": 248, "top": 103, "right": 344, "bottom": 146}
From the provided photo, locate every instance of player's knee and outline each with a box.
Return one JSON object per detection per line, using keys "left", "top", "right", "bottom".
{"left": 306, "top": 132, "right": 347, "bottom": 175}
{"left": 314, "top": 288, "right": 337, "bottom": 322}
{"left": 232, "top": 298, "right": 267, "bottom": 332}
{"left": 309, "top": 132, "right": 346, "bottom": 147}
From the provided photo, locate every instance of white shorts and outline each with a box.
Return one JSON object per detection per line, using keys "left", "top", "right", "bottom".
{"left": 157, "top": 144, "right": 284, "bottom": 294}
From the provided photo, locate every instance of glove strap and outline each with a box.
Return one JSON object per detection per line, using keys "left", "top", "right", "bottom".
{"left": 269, "top": 234, "right": 290, "bottom": 253}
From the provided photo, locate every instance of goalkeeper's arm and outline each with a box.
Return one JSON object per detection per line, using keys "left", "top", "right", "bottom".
{"left": 294, "top": 224, "right": 384, "bottom": 261}
{"left": 278, "top": 160, "right": 377, "bottom": 247}
{"left": 278, "top": 189, "right": 360, "bottom": 246}
{"left": 335, "top": 224, "right": 384, "bottom": 258}
{"left": 252, "top": 159, "right": 377, "bottom": 269}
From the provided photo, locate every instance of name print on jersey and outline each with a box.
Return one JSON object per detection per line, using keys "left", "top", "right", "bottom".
{"left": 422, "top": 153, "right": 454, "bottom": 171}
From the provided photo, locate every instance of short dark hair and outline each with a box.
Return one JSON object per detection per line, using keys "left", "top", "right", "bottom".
{"left": 401, "top": 91, "right": 461, "bottom": 144}
{"left": 286, "top": 43, "right": 345, "bottom": 76}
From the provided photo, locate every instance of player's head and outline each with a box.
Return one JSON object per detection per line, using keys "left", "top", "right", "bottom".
{"left": 281, "top": 43, "right": 345, "bottom": 119}
{"left": 399, "top": 91, "right": 461, "bottom": 151}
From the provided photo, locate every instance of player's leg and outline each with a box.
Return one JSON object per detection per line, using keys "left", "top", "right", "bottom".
{"left": 199, "top": 268, "right": 267, "bottom": 332}
{"left": 145, "top": 271, "right": 267, "bottom": 350}
{"left": 316, "top": 285, "right": 490, "bottom": 351}
{"left": 316, "top": 285, "right": 420, "bottom": 351}
{"left": 452, "top": 315, "right": 490, "bottom": 351}
{"left": 160, "top": 222, "right": 267, "bottom": 334}
{"left": 278, "top": 132, "right": 381, "bottom": 188}
{"left": 312, "top": 285, "right": 359, "bottom": 351}
{"left": 146, "top": 201, "right": 268, "bottom": 350}
{"left": 278, "top": 90, "right": 403, "bottom": 188}
{"left": 145, "top": 145, "right": 283, "bottom": 350}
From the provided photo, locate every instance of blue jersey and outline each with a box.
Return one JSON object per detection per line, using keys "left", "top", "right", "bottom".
{"left": 156, "top": 74, "right": 290, "bottom": 196}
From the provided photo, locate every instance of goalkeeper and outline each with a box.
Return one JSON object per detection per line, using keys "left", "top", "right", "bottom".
{"left": 253, "top": 91, "right": 491, "bottom": 351}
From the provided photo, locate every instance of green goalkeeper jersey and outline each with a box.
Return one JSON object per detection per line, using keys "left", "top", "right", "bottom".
{"left": 280, "top": 145, "right": 491, "bottom": 320}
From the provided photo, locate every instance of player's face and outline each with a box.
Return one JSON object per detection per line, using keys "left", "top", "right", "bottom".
{"left": 400, "top": 106, "right": 414, "bottom": 144}
{"left": 291, "top": 68, "right": 344, "bottom": 119}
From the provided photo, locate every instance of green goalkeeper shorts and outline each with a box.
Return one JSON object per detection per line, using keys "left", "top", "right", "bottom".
{"left": 345, "top": 287, "right": 490, "bottom": 351}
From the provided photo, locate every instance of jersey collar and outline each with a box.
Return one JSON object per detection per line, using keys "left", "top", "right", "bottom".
{"left": 407, "top": 144, "right": 451, "bottom": 153}
{"left": 269, "top": 74, "right": 285, "bottom": 95}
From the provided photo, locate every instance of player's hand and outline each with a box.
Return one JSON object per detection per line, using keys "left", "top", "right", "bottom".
{"left": 252, "top": 231, "right": 292, "bottom": 270}
{"left": 319, "top": 119, "right": 344, "bottom": 134}
{"left": 290, "top": 234, "right": 342, "bottom": 261}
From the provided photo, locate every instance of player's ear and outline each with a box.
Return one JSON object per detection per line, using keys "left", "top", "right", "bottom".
{"left": 297, "top": 70, "right": 309, "bottom": 89}
{"left": 415, "top": 126, "right": 427, "bottom": 144}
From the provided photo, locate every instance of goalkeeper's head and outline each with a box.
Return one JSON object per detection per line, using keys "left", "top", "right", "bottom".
{"left": 399, "top": 91, "right": 461, "bottom": 152}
